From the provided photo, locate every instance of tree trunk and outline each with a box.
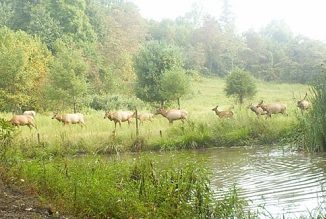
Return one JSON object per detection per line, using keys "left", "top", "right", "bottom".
{"left": 177, "top": 97, "right": 180, "bottom": 109}
{"left": 239, "top": 95, "right": 244, "bottom": 104}
{"left": 135, "top": 108, "right": 139, "bottom": 137}
{"left": 73, "top": 98, "right": 77, "bottom": 113}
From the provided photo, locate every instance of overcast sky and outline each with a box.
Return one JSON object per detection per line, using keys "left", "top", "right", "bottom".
{"left": 129, "top": 0, "right": 326, "bottom": 42}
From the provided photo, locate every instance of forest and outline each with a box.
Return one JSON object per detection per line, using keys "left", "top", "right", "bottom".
{"left": 0, "top": 0, "right": 325, "bottom": 112}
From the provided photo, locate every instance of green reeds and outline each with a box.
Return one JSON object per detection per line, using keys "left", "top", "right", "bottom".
{"left": 14, "top": 155, "right": 253, "bottom": 218}
{"left": 298, "top": 72, "right": 326, "bottom": 152}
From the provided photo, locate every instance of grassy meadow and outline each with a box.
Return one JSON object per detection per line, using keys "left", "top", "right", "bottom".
{"left": 1, "top": 76, "right": 309, "bottom": 155}
{"left": 0, "top": 76, "right": 312, "bottom": 218}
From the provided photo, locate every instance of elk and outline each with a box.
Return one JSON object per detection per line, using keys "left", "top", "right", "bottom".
{"left": 297, "top": 93, "right": 311, "bottom": 113}
{"left": 212, "top": 105, "right": 234, "bottom": 118}
{"left": 23, "top": 110, "right": 36, "bottom": 118}
{"left": 257, "top": 100, "right": 287, "bottom": 118}
{"left": 52, "top": 113, "right": 85, "bottom": 126}
{"left": 155, "top": 108, "right": 188, "bottom": 124}
{"left": 104, "top": 111, "right": 134, "bottom": 129}
{"left": 10, "top": 115, "right": 37, "bottom": 129}
{"left": 248, "top": 103, "right": 267, "bottom": 118}
{"left": 132, "top": 112, "right": 154, "bottom": 125}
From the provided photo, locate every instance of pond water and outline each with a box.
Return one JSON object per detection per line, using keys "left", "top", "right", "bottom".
{"left": 200, "top": 146, "right": 326, "bottom": 218}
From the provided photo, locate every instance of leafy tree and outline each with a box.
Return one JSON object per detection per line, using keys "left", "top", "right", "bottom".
{"left": 45, "top": 40, "right": 88, "bottom": 112}
{"left": 160, "top": 68, "right": 190, "bottom": 108}
{"left": 0, "top": 2, "right": 14, "bottom": 28}
{"left": 48, "top": 0, "right": 97, "bottom": 43}
{"left": 0, "top": 27, "right": 51, "bottom": 111}
{"left": 134, "top": 41, "right": 183, "bottom": 105}
{"left": 26, "top": 4, "right": 63, "bottom": 51}
{"left": 224, "top": 68, "right": 257, "bottom": 104}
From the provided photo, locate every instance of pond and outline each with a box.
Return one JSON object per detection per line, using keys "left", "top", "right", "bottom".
{"left": 200, "top": 146, "right": 326, "bottom": 218}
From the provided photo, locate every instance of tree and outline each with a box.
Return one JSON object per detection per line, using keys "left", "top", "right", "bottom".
{"left": 0, "top": 27, "right": 51, "bottom": 112}
{"left": 134, "top": 41, "right": 183, "bottom": 105}
{"left": 160, "top": 68, "right": 190, "bottom": 108}
{"left": 45, "top": 40, "right": 88, "bottom": 112}
{"left": 0, "top": 2, "right": 14, "bottom": 28}
{"left": 224, "top": 68, "right": 257, "bottom": 104}
{"left": 26, "top": 4, "right": 63, "bottom": 51}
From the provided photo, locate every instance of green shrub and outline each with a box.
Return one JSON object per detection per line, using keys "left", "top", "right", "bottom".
{"left": 89, "top": 94, "right": 147, "bottom": 111}
{"left": 0, "top": 118, "right": 16, "bottom": 165}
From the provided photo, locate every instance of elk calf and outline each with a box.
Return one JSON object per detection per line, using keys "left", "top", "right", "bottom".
{"left": 212, "top": 105, "right": 234, "bottom": 118}
{"left": 248, "top": 104, "right": 267, "bottom": 118}
{"left": 132, "top": 112, "right": 154, "bottom": 125}
{"left": 297, "top": 93, "right": 311, "bottom": 113}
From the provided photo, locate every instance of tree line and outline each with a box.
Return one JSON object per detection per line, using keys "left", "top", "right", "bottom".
{"left": 0, "top": 0, "right": 325, "bottom": 112}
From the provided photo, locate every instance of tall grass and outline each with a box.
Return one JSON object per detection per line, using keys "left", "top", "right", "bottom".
{"left": 297, "top": 72, "right": 326, "bottom": 152}
{"left": 5, "top": 154, "right": 254, "bottom": 218}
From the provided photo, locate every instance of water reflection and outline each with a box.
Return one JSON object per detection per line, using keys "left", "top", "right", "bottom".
{"left": 204, "top": 146, "right": 326, "bottom": 218}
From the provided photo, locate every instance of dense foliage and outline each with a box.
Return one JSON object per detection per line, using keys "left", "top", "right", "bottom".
{"left": 0, "top": 27, "right": 51, "bottom": 111}
{"left": 0, "top": 0, "right": 325, "bottom": 112}
{"left": 134, "top": 41, "right": 183, "bottom": 104}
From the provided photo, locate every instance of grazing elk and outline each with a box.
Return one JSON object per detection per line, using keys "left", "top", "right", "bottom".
{"left": 248, "top": 103, "right": 267, "bottom": 118}
{"left": 257, "top": 100, "right": 287, "bottom": 118}
{"left": 132, "top": 112, "right": 154, "bottom": 125}
{"left": 212, "top": 105, "right": 234, "bottom": 118}
{"left": 104, "top": 111, "right": 134, "bottom": 129}
{"left": 52, "top": 113, "right": 85, "bottom": 126}
{"left": 155, "top": 108, "right": 188, "bottom": 124}
{"left": 297, "top": 93, "right": 311, "bottom": 113}
{"left": 10, "top": 115, "right": 37, "bottom": 129}
{"left": 23, "top": 110, "right": 36, "bottom": 118}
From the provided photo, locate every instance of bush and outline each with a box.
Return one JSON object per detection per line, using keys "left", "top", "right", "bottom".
{"left": 89, "top": 94, "right": 147, "bottom": 111}
{"left": 0, "top": 118, "right": 16, "bottom": 165}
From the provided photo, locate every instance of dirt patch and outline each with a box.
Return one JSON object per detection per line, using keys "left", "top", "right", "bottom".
{"left": 0, "top": 176, "right": 68, "bottom": 219}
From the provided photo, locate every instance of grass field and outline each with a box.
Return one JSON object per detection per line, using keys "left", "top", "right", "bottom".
{"left": 0, "top": 76, "right": 309, "bottom": 155}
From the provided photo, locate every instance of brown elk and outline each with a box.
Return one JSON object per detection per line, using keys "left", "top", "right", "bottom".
{"left": 297, "top": 93, "right": 311, "bottom": 113}
{"left": 132, "top": 112, "right": 154, "bottom": 125}
{"left": 257, "top": 100, "right": 287, "bottom": 118}
{"left": 248, "top": 103, "right": 267, "bottom": 118}
{"left": 52, "top": 113, "right": 85, "bottom": 126}
{"left": 10, "top": 115, "right": 37, "bottom": 129}
{"left": 104, "top": 111, "right": 134, "bottom": 129}
{"left": 155, "top": 108, "right": 188, "bottom": 124}
{"left": 212, "top": 105, "right": 234, "bottom": 118}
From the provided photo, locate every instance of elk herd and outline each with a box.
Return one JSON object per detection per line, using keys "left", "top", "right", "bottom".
{"left": 8, "top": 93, "right": 311, "bottom": 130}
